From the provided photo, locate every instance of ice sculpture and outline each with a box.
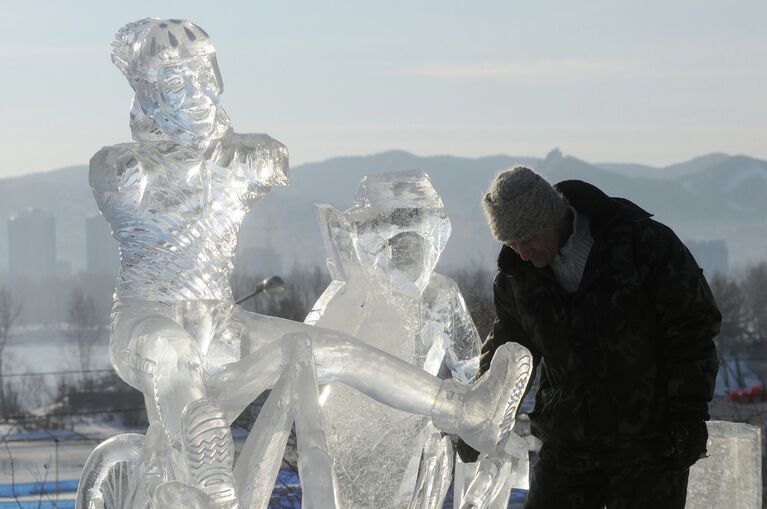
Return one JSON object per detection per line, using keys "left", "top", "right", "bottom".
{"left": 77, "top": 18, "right": 533, "bottom": 509}
{"left": 306, "top": 170, "right": 531, "bottom": 509}
{"left": 686, "top": 420, "right": 762, "bottom": 509}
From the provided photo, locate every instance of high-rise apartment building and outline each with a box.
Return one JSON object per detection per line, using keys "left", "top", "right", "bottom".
{"left": 7, "top": 208, "right": 56, "bottom": 279}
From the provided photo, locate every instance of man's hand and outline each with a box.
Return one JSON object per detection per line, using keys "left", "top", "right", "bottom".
{"left": 661, "top": 420, "right": 708, "bottom": 469}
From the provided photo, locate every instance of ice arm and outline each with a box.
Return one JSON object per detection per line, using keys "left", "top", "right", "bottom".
{"left": 431, "top": 277, "right": 483, "bottom": 383}
{"left": 228, "top": 133, "right": 289, "bottom": 192}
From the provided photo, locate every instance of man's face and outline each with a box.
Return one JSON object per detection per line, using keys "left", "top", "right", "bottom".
{"left": 153, "top": 57, "right": 221, "bottom": 139}
{"left": 505, "top": 224, "right": 561, "bottom": 268}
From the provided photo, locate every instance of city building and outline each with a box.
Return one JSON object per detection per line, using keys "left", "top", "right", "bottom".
{"left": 7, "top": 208, "right": 56, "bottom": 279}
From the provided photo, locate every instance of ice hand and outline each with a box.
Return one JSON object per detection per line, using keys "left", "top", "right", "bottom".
{"left": 498, "top": 430, "right": 528, "bottom": 461}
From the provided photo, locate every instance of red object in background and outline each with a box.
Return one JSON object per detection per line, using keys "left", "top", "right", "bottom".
{"left": 727, "top": 385, "right": 766, "bottom": 403}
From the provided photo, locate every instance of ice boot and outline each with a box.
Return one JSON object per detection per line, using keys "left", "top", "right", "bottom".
{"left": 431, "top": 342, "right": 532, "bottom": 454}
{"left": 182, "top": 398, "right": 239, "bottom": 509}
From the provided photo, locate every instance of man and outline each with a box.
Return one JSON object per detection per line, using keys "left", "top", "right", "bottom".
{"left": 460, "top": 166, "right": 721, "bottom": 508}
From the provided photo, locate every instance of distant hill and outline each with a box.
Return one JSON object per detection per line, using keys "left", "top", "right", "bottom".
{"left": 1, "top": 149, "right": 765, "bottom": 277}
{"left": 596, "top": 153, "right": 732, "bottom": 180}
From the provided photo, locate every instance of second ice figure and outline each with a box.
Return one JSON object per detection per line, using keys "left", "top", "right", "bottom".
{"left": 306, "top": 170, "right": 481, "bottom": 508}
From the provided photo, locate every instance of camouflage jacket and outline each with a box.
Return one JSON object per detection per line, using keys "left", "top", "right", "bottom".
{"left": 480, "top": 180, "right": 721, "bottom": 450}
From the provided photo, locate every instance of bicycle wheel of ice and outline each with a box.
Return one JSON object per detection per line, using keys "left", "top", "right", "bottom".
{"left": 76, "top": 434, "right": 146, "bottom": 509}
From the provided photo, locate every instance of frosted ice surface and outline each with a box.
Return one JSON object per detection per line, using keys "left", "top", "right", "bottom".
{"left": 457, "top": 453, "right": 529, "bottom": 509}
{"left": 345, "top": 170, "right": 451, "bottom": 296}
{"left": 309, "top": 170, "right": 477, "bottom": 508}
{"left": 687, "top": 420, "right": 762, "bottom": 509}
{"left": 309, "top": 170, "right": 527, "bottom": 508}
{"left": 80, "top": 18, "right": 534, "bottom": 509}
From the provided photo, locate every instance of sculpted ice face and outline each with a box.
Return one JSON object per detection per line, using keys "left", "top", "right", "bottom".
{"left": 111, "top": 18, "right": 227, "bottom": 143}
{"left": 152, "top": 58, "right": 221, "bottom": 139}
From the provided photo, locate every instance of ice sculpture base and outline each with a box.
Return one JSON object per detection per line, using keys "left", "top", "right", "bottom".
{"left": 686, "top": 420, "right": 762, "bottom": 509}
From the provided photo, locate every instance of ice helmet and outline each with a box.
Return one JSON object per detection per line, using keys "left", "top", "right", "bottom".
{"left": 111, "top": 18, "right": 223, "bottom": 92}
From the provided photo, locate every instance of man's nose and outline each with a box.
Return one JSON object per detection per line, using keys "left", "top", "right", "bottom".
{"left": 517, "top": 245, "right": 534, "bottom": 261}
{"left": 185, "top": 78, "right": 205, "bottom": 98}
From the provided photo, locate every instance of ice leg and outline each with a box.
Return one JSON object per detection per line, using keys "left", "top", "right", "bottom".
{"left": 288, "top": 333, "right": 340, "bottom": 509}
{"left": 215, "top": 310, "right": 532, "bottom": 456}
{"left": 234, "top": 374, "right": 293, "bottom": 509}
{"left": 123, "top": 314, "right": 239, "bottom": 507}
{"left": 226, "top": 309, "right": 443, "bottom": 415}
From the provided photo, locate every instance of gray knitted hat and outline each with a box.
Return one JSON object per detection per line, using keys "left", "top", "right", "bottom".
{"left": 482, "top": 166, "right": 569, "bottom": 242}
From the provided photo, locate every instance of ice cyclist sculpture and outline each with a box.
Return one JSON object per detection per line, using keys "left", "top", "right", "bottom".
{"left": 76, "top": 18, "right": 532, "bottom": 509}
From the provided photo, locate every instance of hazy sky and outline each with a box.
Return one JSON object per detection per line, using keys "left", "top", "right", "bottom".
{"left": 1, "top": 0, "right": 765, "bottom": 177}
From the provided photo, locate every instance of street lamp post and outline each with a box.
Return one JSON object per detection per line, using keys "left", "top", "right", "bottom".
{"left": 235, "top": 276, "right": 285, "bottom": 305}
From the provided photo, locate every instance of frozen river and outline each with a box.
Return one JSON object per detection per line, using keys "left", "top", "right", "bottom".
{"left": 2, "top": 326, "right": 111, "bottom": 411}
{"left": 4, "top": 326, "right": 110, "bottom": 375}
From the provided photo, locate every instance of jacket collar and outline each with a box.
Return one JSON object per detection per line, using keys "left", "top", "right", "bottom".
{"left": 497, "top": 180, "right": 652, "bottom": 275}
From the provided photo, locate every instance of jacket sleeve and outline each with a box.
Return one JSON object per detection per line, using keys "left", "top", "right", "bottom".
{"left": 634, "top": 219, "right": 721, "bottom": 421}
{"left": 457, "top": 271, "right": 540, "bottom": 463}
{"left": 478, "top": 272, "right": 541, "bottom": 379}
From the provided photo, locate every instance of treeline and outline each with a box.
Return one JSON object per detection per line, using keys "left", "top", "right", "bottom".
{"left": 709, "top": 263, "right": 767, "bottom": 389}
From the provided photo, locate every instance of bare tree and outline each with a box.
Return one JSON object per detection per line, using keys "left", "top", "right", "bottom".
{"left": 0, "top": 287, "right": 22, "bottom": 415}
{"left": 710, "top": 274, "right": 753, "bottom": 389}
{"left": 742, "top": 263, "right": 767, "bottom": 340}
{"left": 66, "top": 288, "right": 102, "bottom": 385}
{"left": 741, "top": 263, "right": 767, "bottom": 385}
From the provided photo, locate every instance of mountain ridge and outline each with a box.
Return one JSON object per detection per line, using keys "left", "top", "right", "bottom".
{"left": 0, "top": 149, "right": 765, "bottom": 275}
